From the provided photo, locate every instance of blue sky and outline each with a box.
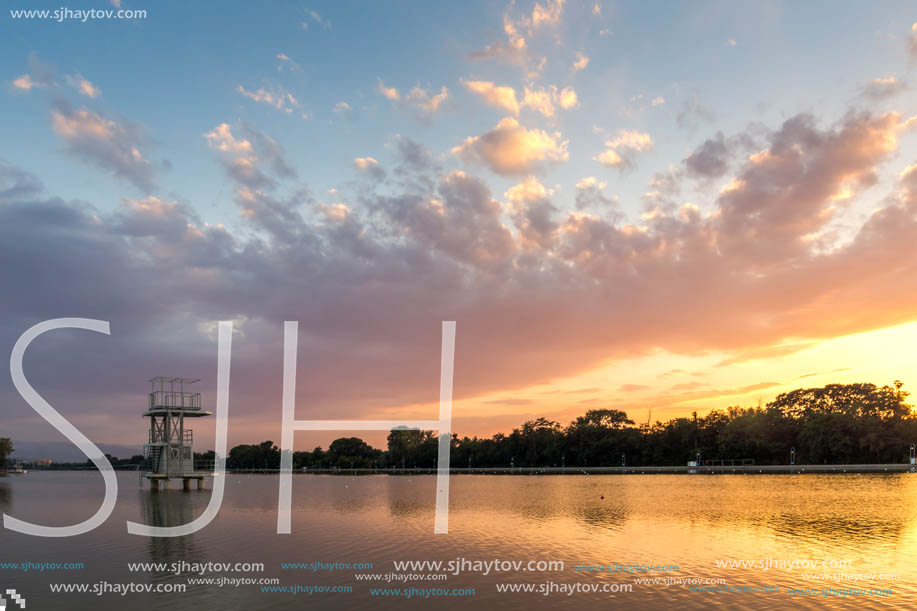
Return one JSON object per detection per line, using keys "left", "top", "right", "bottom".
{"left": 4, "top": 0, "right": 914, "bottom": 231}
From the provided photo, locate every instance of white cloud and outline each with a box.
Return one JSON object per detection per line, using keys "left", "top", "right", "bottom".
{"left": 558, "top": 87, "right": 578, "bottom": 109}
{"left": 303, "top": 8, "right": 331, "bottom": 30}
{"left": 354, "top": 157, "right": 379, "bottom": 170}
{"left": 276, "top": 53, "right": 301, "bottom": 72}
{"left": 911, "top": 22, "right": 917, "bottom": 58}
{"left": 607, "top": 129, "right": 653, "bottom": 151}
{"left": 378, "top": 82, "right": 450, "bottom": 119}
{"left": 333, "top": 101, "right": 354, "bottom": 120}
{"left": 572, "top": 51, "right": 590, "bottom": 73}
{"left": 237, "top": 85, "right": 299, "bottom": 114}
{"left": 531, "top": 0, "right": 566, "bottom": 28}
{"left": 452, "top": 117, "right": 569, "bottom": 176}
{"left": 522, "top": 85, "right": 579, "bottom": 117}
{"left": 353, "top": 156, "right": 384, "bottom": 179}
{"left": 11, "top": 74, "right": 42, "bottom": 91}
{"left": 860, "top": 76, "right": 907, "bottom": 100}
{"left": 66, "top": 74, "right": 101, "bottom": 98}
{"left": 594, "top": 129, "right": 653, "bottom": 169}
{"left": 406, "top": 85, "right": 450, "bottom": 115}
{"left": 471, "top": 1, "right": 565, "bottom": 69}
{"left": 594, "top": 149, "right": 624, "bottom": 167}
{"left": 10, "top": 54, "right": 56, "bottom": 92}
{"left": 203, "top": 122, "right": 295, "bottom": 190}
{"left": 463, "top": 80, "right": 520, "bottom": 114}
{"left": 51, "top": 103, "right": 156, "bottom": 191}
{"left": 378, "top": 79, "right": 400, "bottom": 101}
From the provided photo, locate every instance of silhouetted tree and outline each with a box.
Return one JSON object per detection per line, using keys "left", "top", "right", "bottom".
{"left": 0, "top": 438, "right": 13, "bottom": 466}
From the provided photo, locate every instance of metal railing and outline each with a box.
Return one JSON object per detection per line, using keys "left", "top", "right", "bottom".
{"left": 698, "top": 458, "right": 755, "bottom": 466}
{"left": 149, "top": 390, "right": 201, "bottom": 410}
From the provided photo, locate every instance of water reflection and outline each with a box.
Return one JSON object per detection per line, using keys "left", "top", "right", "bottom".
{"left": 0, "top": 472, "right": 914, "bottom": 610}
{"left": 138, "top": 488, "right": 205, "bottom": 568}
{"left": 0, "top": 480, "right": 10, "bottom": 512}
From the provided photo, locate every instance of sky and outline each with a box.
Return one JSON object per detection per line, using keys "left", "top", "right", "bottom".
{"left": 2, "top": 0, "right": 917, "bottom": 457}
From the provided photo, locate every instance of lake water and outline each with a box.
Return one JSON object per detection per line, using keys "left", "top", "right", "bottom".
{"left": 0, "top": 471, "right": 915, "bottom": 609}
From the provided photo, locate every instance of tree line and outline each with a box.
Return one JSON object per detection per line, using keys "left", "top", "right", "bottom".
{"left": 17, "top": 381, "right": 917, "bottom": 470}
{"left": 221, "top": 381, "right": 917, "bottom": 469}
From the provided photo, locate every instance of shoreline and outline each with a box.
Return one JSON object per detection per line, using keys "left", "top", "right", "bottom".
{"left": 22, "top": 463, "right": 917, "bottom": 475}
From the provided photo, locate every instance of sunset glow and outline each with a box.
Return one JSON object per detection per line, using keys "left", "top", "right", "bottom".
{"left": 1, "top": 1, "right": 916, "bottom": 453}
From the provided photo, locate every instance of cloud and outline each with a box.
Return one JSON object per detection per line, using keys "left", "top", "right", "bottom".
{"left": 378, "top": 79, "right": 400, "bottom": 101}
{"left": 302, "top": 8, "right": 331, "bottom": 30}
{"left": 9, "top": 54, "right": 56, "bottom": 92}
{"left": 607, "top": 130, "right": 652, "bottom": 151}
{"left": 405, "top": 85, "right": 450, "bottom": 116}
{"left": 521, "top": 87, "right": 554, "bottom": 117}
{"left": 859, "top": 76, "right": 907, "bottom": 100}
{"left": 6, "top": 104, "right": 917, "bottom": 447}
{"left": 203, "top": 121, "right": 306, "bottom": 246}
{"left": 469, "top": 1, "right": 565, "bottom": 70}
{"left": 11, "top": 74, "right": 42, "bottom": 92}
{"left": 392, "top": 135, "right": 436, "bottom": 173}
{"left": 640, "top": 173, "right": 683, "bottom": 214}
{"left": 522, "top": 85, "right": 579, "bottom": 117}
{"left": 204, "top": 123, "right": 265, "bottom": 187}
{"left": 572, "top": 51, "right": 589, "bottom": 73}
{"left": 594, "top": 129, "right": 653, "bottom": 170}
{"left": 353, "top": 156, "right": 385, "bottom": 179}
{"left": 676, "top": 94, "right": 716, "bottom": 129}
{"left": 0, "top": 162, "right": 43, "bottom": 202}
{"left": 684, "top": 132, "right": 730, "bottom": 179}
{"left": 237, "top": 84, "right": 300, "bottom": 114}
{"left": 203, "top": 122, "right": 295, "bottom": 189}
{"left": 910, "top": 22, "right": 917, "bottom": 59}
{"left": 377, "top": 170, "right": 515, "bottom": 268}
{"left": 558, "top": 88, "right": 578, "bottom": 109}
{"left": 531, "top": 0, "right": 566, "bottom": 28}
{"left": 463, "top": 81, "right": 577, "bottom": 117}
{"left": 240, "top": 123, "right": 297, "bottom": 179}
{"left": 65, "top": 73, "right": 101, "bottom": 98}
{"left": 504, "top": 176, "right": 559, "bottom": 249}
{"left": 333, "top": 101, "right": 355, "bottom": 120}
{"left": 275, "top": 53, "right": 301, "bottom": 72}
{"left": 462, "top": 80, "right": 520, "bottom": 115}
{"left": 470, "top": 14, "right": 529, "bottom": 67}
{"left": 716, "top": 343, "right": 814, "bottom": 367}
{"left": 50, "top": 101, "right": 156, "bottom": 192}
{"left": 452, "top": 117, "right": 569, "bottom": 176}
{"left": 378, "top": 82, "right": 450, "bottom": 120}
{"left": 574, "top": 176, "right": 618, "bottom": 211}
{"left": 715, "top": 111, "right": 912, "bottom": 263}
{"left": 112, "top": 195, "right": 203, "bottom": 241}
